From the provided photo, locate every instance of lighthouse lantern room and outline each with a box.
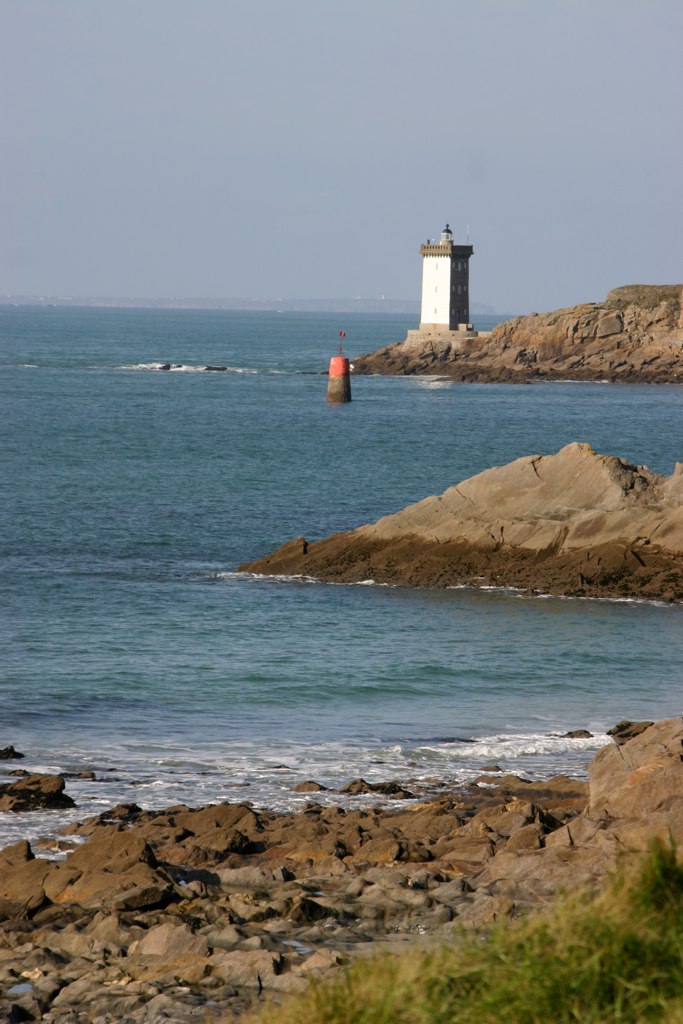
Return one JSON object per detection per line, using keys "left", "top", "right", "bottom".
{"left": 419, "top": 224, "right": 474, "bottom": 331}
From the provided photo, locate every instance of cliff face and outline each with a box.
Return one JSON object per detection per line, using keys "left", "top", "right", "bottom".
{"left": 240, "top": 443, "right": 683, "bottom": 602}
{"left": 352, "top": 285, "right": 683, "bottom": 383}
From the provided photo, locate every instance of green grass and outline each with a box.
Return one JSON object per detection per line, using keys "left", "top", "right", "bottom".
{"left": 251, "top": 840, "right": 683, "bottom": 1024}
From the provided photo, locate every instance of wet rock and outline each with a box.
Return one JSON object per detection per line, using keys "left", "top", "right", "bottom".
{"left": 340, "top": 779, "right": 415, "bottom": 799}
{"left": 563, "top": 730, "right": 593, "bottom": 739}
{"left": 0, "top": 746, "right": 25, "bottom": 760}
{"left": 0, "top": 774, "right": 75, "bottom": 813}
{"left": 294, "top": 780, "right": 328, "bottom": 793}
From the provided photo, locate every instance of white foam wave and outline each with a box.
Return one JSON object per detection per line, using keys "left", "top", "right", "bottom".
{"left": 541, "top": 379, "right": 612, "bottom": 385}
{"left": 407, "top": 731, "right": 609, "bottom": 762}
{"left": 116, "top": 362, "right": 278, "bottom": 374}
{"left": 446, "top": 583, "right": 524, "bottom": 595}
{"left": 0, "top": 727, "right": 611, "bottom": 851}
{"left": 230, "top": 572, "right": 394, "bottom": 589}
{"left": 245, "top": 572, "right": 322, "bottom": 585}
{"left": 413, "top": 377, "right": 454, "bottom": 389}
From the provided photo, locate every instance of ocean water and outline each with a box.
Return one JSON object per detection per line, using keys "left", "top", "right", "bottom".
{"left": 1, "top": 306, "right": 682, "bottom": 849}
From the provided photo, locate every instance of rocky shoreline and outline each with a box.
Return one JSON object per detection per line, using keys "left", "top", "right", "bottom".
{"left": 241, "top": 443, "right": 683, "bottom": 604}
{"left": 351, "top": 285, "right": 683, "bottom": 383}
{"left": 1, "top": 717, "right": 682, "bottom": 1022}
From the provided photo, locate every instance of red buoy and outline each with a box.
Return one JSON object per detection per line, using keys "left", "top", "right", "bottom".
{"left": 327, "top": 332, "right": 352, "bottom": 402}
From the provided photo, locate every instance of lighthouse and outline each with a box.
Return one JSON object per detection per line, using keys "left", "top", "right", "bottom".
{"left": 419, "top": 224, "right": 474, "bottom": 332}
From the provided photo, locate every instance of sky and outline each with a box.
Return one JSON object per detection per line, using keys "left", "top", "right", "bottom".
{"left": 1, "top": 0, "right": 681, "bottom": 314}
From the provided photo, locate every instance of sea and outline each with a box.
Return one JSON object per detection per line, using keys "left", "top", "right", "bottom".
{"left": 2, "top": 305, "right": 682, "bottom": 851}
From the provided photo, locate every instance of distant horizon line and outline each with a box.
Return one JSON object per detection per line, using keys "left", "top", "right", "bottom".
{"left": 0, "top": 294, "right": 510, "bottom": 317}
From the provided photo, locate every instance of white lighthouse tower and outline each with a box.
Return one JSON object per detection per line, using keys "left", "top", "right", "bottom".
{"left": 419, "top": 224, "right": 474, "bottom": 332}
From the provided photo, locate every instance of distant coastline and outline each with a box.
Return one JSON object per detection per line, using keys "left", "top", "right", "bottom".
{"left": 0, "top": 294, "right": 506, "bottom": 317}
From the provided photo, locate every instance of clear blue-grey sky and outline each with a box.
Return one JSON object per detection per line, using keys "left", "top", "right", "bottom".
{"left": 2, "top": 0, "right": 681, "bottom": 313}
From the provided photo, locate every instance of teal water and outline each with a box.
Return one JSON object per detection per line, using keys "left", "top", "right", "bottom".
{"left": 1, "top": 306, "right": 682, "bottom": 846}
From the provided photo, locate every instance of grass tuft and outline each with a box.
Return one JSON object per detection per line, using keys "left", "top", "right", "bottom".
{"left": 249, "top": 841, "right": 683, "bottom": 1024}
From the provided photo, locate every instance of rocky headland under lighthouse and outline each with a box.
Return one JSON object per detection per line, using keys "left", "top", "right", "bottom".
{"left": 349, "top": 225, "right": 683, "bottom": 383}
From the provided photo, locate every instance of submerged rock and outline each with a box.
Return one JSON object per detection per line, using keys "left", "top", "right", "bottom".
{"left": 0, "top": 745, "right": 25, "bottom": 760}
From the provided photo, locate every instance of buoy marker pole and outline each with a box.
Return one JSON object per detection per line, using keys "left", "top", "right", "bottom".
{"left": 327, "top": 330, "right": 351, "bottom": 403}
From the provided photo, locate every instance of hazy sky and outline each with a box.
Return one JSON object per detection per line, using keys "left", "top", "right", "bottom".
{"left": 2, "top": 0, "right": 681, "bottom": 312}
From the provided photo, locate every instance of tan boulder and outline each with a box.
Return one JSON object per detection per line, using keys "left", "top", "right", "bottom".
{"left": 0, "top": 773, "right": 75, "bottom": 812}
{"left": 128, "top": 921, "right": 208, "bottom": 957}
{"left": 211, "top": 948, "right": 285, "bottom": 989}
{"left": 65, "top": 829, "right": 158, "bottom": 874}
{"left": 53, "top": 862, "right": 169, "bottom": 907}
{"left": 588, "top": 716, "right": 683, "bottom": 819}
{"left": 0, "top": 858, "right": 51, "bottom": 906}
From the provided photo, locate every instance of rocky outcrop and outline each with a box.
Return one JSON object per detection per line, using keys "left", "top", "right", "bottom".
{"left": 0, "top": 773, "right": 75, "bottom": 812}
{"left": 1, "top": 718, "right": 683, "bottom": 1021}
{"left": 240, "top": 443, "right": 683, "bottom": 602}
{"left": 0, "top": 745, "right": 25, "bottom": 760}
{"left": 352, "top": 285, "right": 683, "bottom": 382}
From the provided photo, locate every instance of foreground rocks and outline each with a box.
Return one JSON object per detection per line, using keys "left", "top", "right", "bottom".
{"left": 240, "top": 443, "right": 683, "bottom": 603}
{"left": 1, "top": 718, "right": 683, "bottom": 1022}
{"left": 352, "top": 284, "right": 683, "bottom": 383}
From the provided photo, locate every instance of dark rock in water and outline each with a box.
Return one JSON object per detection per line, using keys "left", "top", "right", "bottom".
{"left": 607, "top": 720, "right": 655, "bottom": 745}
{"left": 159, "top": 363, "right": 172, "bottom": 370}
{"left": 341, "top": 778, "right": 414, "bottom": 799}
{"left": 341, "top": 778, "right": 380, "bottom": 794}
{"left": 480, "top": 764, "right": 503, "bottom": 773}
{"left": 0, "top": 746, "right": 25, "bottom": 760}
{"left": 294, "top": 781, "right": 328, "bottom": 793}
{"left": 0, "top": 773, "right": 76, "bottom": 812}
{"left": 563, "top": 730, "right": 593, "bottom": 739}
{"left": 204, "top": 365, "right": 228, "bottom": 372}
{"left": 59, "top": 770, "right": 96, "bottom": 780}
